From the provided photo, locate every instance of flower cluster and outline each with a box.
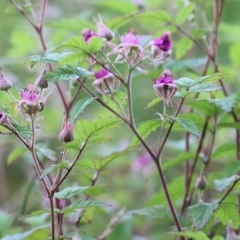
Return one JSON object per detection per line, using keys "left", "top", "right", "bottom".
{"left": 83, "top": 18, "right": 177, "bottom": 104}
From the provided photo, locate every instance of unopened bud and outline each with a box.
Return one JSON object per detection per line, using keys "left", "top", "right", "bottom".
{"left": 35, "top": 68, "right": 48, "bottom": 89}
{"left": 195, "top": 172, "right": 208, "bottom": 190}
{"left": 59, "top": 121, "right": 74, "bottom": 143}
{"left": 96, "top": 15, "right": 114, "bottom": 41}
{"left": 0, "top": 111, "right": 11, "bottom": 125}
{"left": 0, "top": 67, "right": 12, "bottom": 91}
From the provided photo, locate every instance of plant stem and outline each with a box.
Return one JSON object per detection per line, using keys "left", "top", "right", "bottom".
{"left": 49, "top": 193, "right": 55, "bottom": 240}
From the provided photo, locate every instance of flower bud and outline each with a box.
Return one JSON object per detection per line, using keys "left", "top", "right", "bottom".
{"left": 0, "top": 67, "right": 12, "bottom": 91}
{"left": 195, "top": 172, "right": 208, "bottom": 190}
{"left": 96, "top": 15, "right": 114, "bottom": 41}
{"left": 0, "top": 111, "right": 11, "bottom": 125}
{"left": 35, "top": 68, "right": 48, "bottom": 89}
{"left": 59, "top": 121, "right": 74, "bottom": 143}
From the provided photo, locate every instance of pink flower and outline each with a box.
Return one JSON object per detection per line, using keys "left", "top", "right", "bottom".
{"left": 59, "top": 121, "right": 74, "bottom": 143}
{"left": 96, "top": 15, "right": 114, "bottom": 41}
{"left": 16, "top": 85, "right": 46, "bottom": 114}
{"left": 153, "top": 70, "right": 178, "bottom": 105}
{"left": 150, "top": 32, "right": 172, "bottom": 62}
{"left": 93, "top": 67, "right": 118, "bottom": 95}
{"left": 0, "top": 67, "right": 12, "bottom": 91}
{"left": 116, "top": 29, "right": 142, "bottom": 62}
{"left": 82, "top": 28, "right": 98, "bottom": 43}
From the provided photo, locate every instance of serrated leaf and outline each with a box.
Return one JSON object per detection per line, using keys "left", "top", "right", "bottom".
{"left": 129, "top": 119, "right": 161, "bottom": 147}
{"left": 97, "top": 149, "right": 135, "bottom": 170}
{"left": 35, "top": 143, "right": 56, "bottom": 161}
{"left": 44, "top": 65, "right": 93, "bottom": 82}
{"left": 210, "top": 94, "right": 238, "bottom": 113}
{"left": 106, "top": 13, "right": 136, "bottom": 29}
{"left": 55, "top": 187, "right": 89, "bottom": 200}
{"left": 166, "top": 57, "right": 206, "bottom": 71}
{"left": 145, "top": 98, "right": 161, "bottom": 109}
{"left": 169, "top": 231, "right": 210, "bottom": 240}
{"left": 190, "top": 73, "right": 225, "bottom": 86}
{"left": 189, "top": 83, "right": 221, "bottom": 93}
{"left": 176, "top": 3, "right": 195, "bottom": 25}
{"left": 7, "top": 147, "right": 27, "bottom": 165}
{"left": 83, "top": 186, "right": 109, "bottom": 196}
{"left": 214, "top": 202, "right": 240, "bottom": 229}
{"left": 214, "top": 175, "right": 240, "bottom": 192}
{"left": 187, "top": 200, "right": 219, "bottom": 229}
{"left": 62, "top": 200, "right": 111, "bottom": 214}
{"left": 127, "top": 206, "right": 171, "bottom": 221}
{"left": 175, "top": 37, "right": 193, "bottom": 60}
{"left": 175, "top": 77, "right": 193, "bottom": 87}
{"left": 174, "top": 117, "right": 200, "bottom": 137}
{"left": 11, "top": 122, "right": 31, "bottom": 139}
{"left": 138, "top": 10, "right": 172, "bottom": 22}
{"left": 40, "top": 161, "right": 71, "bottom": 178}
{"left": 63, "top": 36, "right": 104, "bottom": 55}
{"left": 2, "top": 226, "right": 49, "bottom": 240}
{"left": 70, "top": 97, "right": 95, "bottom": 122}
{"left": 66, "top": 118, "right": 122, "bottom": 149}
{"left": 26, "top": 52, "right": 72, "bottom": 67}
{"left": 22, "top": 209, "right": 50, "bottom": 220}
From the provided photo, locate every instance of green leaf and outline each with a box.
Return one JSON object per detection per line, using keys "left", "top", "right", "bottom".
{"left": 212, "top": 143, "right": 236, "bottom": 159}
{"left": 70, "top": 97, "right": 95, "bottom": 122}
{"left": 138, "top": 10, "right": 172, "bottom": 22}
{"left": 127, "top": 206, "right": 171, "bottom": 221}
{"left": 145, "top": 98, "right": 161, "bottom": 109}
{"left": 44, "top": 65, "right": 93, "bottom": 83}
{"left": 83, "top": 186, "right": 109, "bottom": 196}
{"left": 106, "top": 13, "right": 137, "bottom": 29}
{"left": 26, "top": 52, "right": 72, "bottom": 67}
{"left": 174, "top": 117, "right": 201, "bottom": 137}
{"left": 175, "top": 37, "right": 193, "bottom": 60}
{"left": 229, "top": 42, "right": 240, "bottom": 66}
{"left": 166, "top": 57, "right": 206, "bottom": 71}
{"left": 63, "top": 36, "right": 104, "bottom": 54}
{"left": 2, "top": 226, "right": 49, "bottom": 240}
{"left": 56, "top": 231, "right": 96, "bottom": 240}
{"left": 214, "top": 175, "right": 240, "bottom": 192}
{"left": 40, "top": 161, "right": 71, "bottom": 178}
{"left": 175, "top": 77, "right": 193, "bottom": 87}
{"left": 176, "top": 3, "right": 195, "bottom": 25}
{"left": 129, "top": 119, "right": 161, "bottom": 147}
{"left": 190, "top": 73, "right": 225, "bottom": 86}
{"left": 7, "top": 147, "right": 27, "bottom": 165}
{"left": 97, "top": 149, "right": 135, "bottom": 170}
{"left": 169, "top": 231, "right": 210, "bottom": 240}
{"left": 214, "top": 202, "right": 240, "bottom": 229}
{"left": 212, "top": 236, "right": 225, "bottom": 240}
{"left": 11, "top": 122, "right": 31, "bottom": 139}
{"left": 65, "top": 118, "right": 123, "bottom": 149}
{"left": 189, "top": 83, "right": 221, "bottom": 93}
{"left": 55, "top": 187, "right": 89, "bottom": 200}
{"left": 35, "top": 143, "right": 56, "bottom": 161}
{"left": 187, "top": 200, "right": 219, "bottom": 229}
{"left": 22, "top": 209, "right": 50, "bottom": 220}
{"left": 62, "top": 200, "right": 111, "bottom": 214}
{"left": 210, "top": 94, "right": 238, "bottom": 113}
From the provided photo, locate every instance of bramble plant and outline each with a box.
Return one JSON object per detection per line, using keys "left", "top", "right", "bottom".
{"left": 1, "top": 0, "right": 240, "bottom": 240}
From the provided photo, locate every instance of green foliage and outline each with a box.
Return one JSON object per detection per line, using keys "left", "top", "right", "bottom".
{"left": 176, "top": 3, "right": 195, "bottom": 25}
{"left": 64, "top": 117, "right": 122, "bottom": 149}
{"left": 175, "top": 37, "right": 193, "bottom": 60}
{"left": 170, "top": 231, "right": 210, "bottom": 240}
{"left": 187, "top": 201, "right": 219, "bottom": 229}
{"left": 214, "top": 175, "right": 240, "bottom": 192}
{"left": 2, "top": 226, "right": 49, "bottom": 240}
{"left": 62, "top": 200, "right": 111, "bottom": 214}
{"left": 44, "top": 65, "right": 93, "bottom": 82}
{"left": 138, "top": 10, "right": 172, "bottom": 22}
{"left": 11, "top": 122, "right": 31, "bottom": 139}
{"left": 174, "top": 117, "right": 201, "bottom": 137}
{"left": 7, "top": 147, "right": 27, "bottom": 165}
{"left": 129, "top": 119, "right": 161, "bottom": 147}
{"left": 70, "top": 97, "right": 95, "bottom": 122}
{"left": 40, "top": 161, "right": 71, "bottom": 178}
{"left": 214, "top": 202, "right": 240, "bottom": 229}
{"left": 56, "top": 232, "right": 96, "bottom": 240}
